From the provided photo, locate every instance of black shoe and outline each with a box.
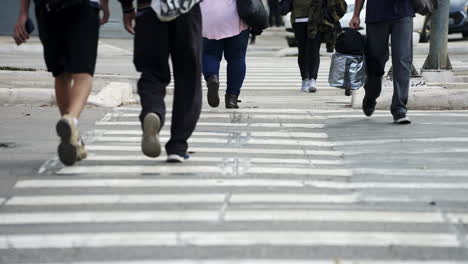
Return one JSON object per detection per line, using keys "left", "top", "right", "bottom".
{"left": 225, "top": 94, "right": 239, "bottom": 109}
{"left": 362, "top": 96, "right": 377, "bottom": 117}
{"left": 393, "top": 112, "right": 412, "bottom": 125}
{"left": 206, "top": 75, "right": 220, "bottom": 108}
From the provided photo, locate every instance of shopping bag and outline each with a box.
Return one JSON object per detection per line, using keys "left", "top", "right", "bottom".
{"left": 151, "top": 0, "right": 200, "bottom": 22}
{"left": 329, "top": 52, "right": 366, "bottom": 96}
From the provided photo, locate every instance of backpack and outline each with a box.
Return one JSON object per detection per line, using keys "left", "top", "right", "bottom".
{"left": 335, "top": 28, "right": 366, "bottom": 56}
{"left": 236, "top": 0, "right": 269, "bottom": 31}
{"left": 412, "top": 0, "right": 439, "bottom": 16}
{"left": 151, "top": 0, "right": 201, "bottom": 22}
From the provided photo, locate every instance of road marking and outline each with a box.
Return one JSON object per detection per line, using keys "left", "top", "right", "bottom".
{"left": 304, "top": 181, "right": 468, "bottom": 190}
{"left": 97, "top": 130, "right": 329, "bottom": 139}
{"left": 56, "top": 166, "right": 351, "bottom": 177}
{"left": 346, "top": 148, "right": 468, "bottom": 156}
{"left": 85, "top": 155, "right": 342, "bottom": 165}
{"left": 93, "top": 137, "right": 334, "bottom": 147}
{"left": 0, "top": 210, "right": 449, "bottom": 225}
{"left": 86, "top": 146, "right": 344, "bottom": 157}
{"left": 20, "top": 260, "right": 468, "bottom": 264}
{"left": 230, "top": 194, "right": 359, "bottom": 204}
{"left": 14, "top": 179, "right": 306, "bottom": 188}
{"left": 0, "top": 231, "right": 458, "bottom": 249}
{"left": 354, "top": 168, "right": 468, "bottom": 177}
{"left": 333, "top": 137, "right": 468, "bottom": 146}
{"left": 6, "top": 194, "right": 226, "bottom": 206}
{"left": 95, "top": 121, "right": 325, "bottom": 129}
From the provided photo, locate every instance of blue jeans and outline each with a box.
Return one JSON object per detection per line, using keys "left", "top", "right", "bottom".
{"left": 202, "top": 30, "right": 249, "bottom": 96}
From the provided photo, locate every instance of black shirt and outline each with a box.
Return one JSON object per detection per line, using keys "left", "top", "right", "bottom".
{"left": 366, "top": 0, "right": 415, "bottom": 23}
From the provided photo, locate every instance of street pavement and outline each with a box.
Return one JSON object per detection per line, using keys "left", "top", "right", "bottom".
{"left": 1, "top": 31, "right": 468, "bottom": 263}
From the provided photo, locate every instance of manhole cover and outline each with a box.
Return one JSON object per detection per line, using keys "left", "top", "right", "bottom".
{"left": 0, "top": 142, "right": 16, "bottom": 149}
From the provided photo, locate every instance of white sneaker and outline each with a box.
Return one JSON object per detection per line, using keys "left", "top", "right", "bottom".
{"left": 301, "top": 79, "right": 310, "bottom": 92}
{"left": 308, "top": 78, "right": 317, "bottom": 93}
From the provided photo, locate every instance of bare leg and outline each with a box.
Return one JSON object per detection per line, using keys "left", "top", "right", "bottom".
{"left": 69, "top": 73, "right": 93, "bottom": 118}
{"left": 54, "top": 73, "right": 73, "bottom": 116}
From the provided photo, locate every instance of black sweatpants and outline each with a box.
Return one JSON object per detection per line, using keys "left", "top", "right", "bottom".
{"left": 292, "top": 22, "right": 321, "bottom": 80}
{"left": 134, "top": 6, "right": 202, "bottom": 156}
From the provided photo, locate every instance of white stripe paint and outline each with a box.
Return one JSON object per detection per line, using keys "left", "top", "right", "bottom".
{"left": 0, "top": 231, "right": 458, "bottom": 249}
{"left": 304, "top": 181, "right": 468, "bottom": 190}
{"left": 98, "top": 130, "right": 329, "bottom": 139}
{"left": 0, "top": 210, "right": 450, "bottom": 225}
{"left": 354, "top": 168, "right": 468, "bottom": 177}
{"left": 85, "top": 155, "right": 341, "bottom": 165}
{"left": 95, "top": 121, "right": 325, "bottom": 129}
{"left": 56, "top": 166, "right": 351, "bottom": 177}
{"left": 57, "top": 165, "right": 223, "bottom": 175}
{"left": 85, "top": 146, "right": 344, "bottom": 157}
{"left": 14, "top": 179, "right": 306, "bottom": 189}
{"left": 109, "top": 113, "right": 468, "bottom": 119}
{"left": 6, "top": 194, "right": 226, "bottom": 206}
{"left": 14, "top": 179, "right": 468, "bottom": 190}
{"left": 93, "top": 137, "right": 333, "bottom": 147}
{"left": 333, "top": 137, "right": 468, "bottom": 146}
{"left": 346, "top": 148, "right": 468, "bottom": 156}
{"left": 19, "top": 260, "right": 468, "bottom": 264}
{"left": 230, "top": 194, "right": 359, "bottom": 204}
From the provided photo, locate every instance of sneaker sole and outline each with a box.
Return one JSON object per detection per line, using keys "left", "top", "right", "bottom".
{"left": 394, "top": 118, "right": 412, "bottom": 125}
{"left": 142, "top": 113, "right": 161, "bottom": 158}
{"left": 207, "top": 80, "right": 220, "bottom": 108}
{"left": 56, "top": 119, "right": 77, "bottom": 166}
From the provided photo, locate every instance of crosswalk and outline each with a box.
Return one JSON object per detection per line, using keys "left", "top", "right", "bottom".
{"left": 2, "top": 51, "right": 468, "bottom": 263}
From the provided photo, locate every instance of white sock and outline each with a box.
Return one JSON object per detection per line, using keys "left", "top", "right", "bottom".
{"left": 73, "top": 118, "right": 79, "bottom": 126}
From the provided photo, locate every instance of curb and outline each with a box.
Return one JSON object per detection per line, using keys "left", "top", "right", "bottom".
{"left": 352, "top": 82, "right": 468, "bottom": 110}
{"left": 0, "top": 82, "right": 134, "bottom": 107}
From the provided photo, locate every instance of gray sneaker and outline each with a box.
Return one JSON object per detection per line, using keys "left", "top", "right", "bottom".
{"left": 141, "top": 113, "right": 161, "bottom": 158}
{"left": 308, "top": 78, "right": 317, "bottom": 93}
{"left": 56, "top": 115, "right": 82, "bottom": 166}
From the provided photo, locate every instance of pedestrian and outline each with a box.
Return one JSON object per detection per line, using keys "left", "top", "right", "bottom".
{"left": 291, "top": 0, "right": 346, "bottom": 93}
{"left": 13, "top": 0, "right": 110, "bottom": 166}
{"left": 201, "top": 0, "right": 253, "bottom": 109}
{"left": 350, "top": 0, "right": 414, "bottom": 124}
{"left": 118, "top": 0, "right": 202, "bottom": 162}
{"left": 268, "top": 0, "right": 284, "bottom": 27}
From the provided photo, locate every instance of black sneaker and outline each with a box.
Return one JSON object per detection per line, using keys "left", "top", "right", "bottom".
{"left": 206, "top": 75, "right": 220, "bottom": 108}
{"left": 362, "top": 96, "right": 377, "bottom": 117}
{"left": 393, "top": 113, "right": 412, "bottom": 125}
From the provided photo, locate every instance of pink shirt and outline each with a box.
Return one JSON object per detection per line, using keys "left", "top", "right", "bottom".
{"left": 200, "top": 0, "right": 249, "bottom": 40}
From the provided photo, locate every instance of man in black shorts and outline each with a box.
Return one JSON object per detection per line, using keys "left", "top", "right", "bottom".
{"left": 13, "top": 0, "right": 109, "bottom": 166}
{"left": 118, "top": 0, "right": 202, "bottom": 163}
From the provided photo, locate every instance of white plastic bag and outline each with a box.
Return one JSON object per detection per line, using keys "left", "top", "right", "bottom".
{"left": 329, "top": 52, "right": 366, "bottom": 91}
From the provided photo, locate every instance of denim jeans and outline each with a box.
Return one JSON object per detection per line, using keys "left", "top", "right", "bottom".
{"left": 202, "top": 30, "right": 250, "bottom": 96}
{"left": 365, "top": 17, "right": 413, "bottom": 116}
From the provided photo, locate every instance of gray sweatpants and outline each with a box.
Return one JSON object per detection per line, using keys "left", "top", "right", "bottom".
{"left": 365, "top": 17, "right": 413, "bottom": 116}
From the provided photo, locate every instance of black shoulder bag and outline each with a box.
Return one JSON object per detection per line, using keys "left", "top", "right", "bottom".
{"left": 412, "top": 0, "right": 439, "bottom": 16}
{"left": 236, "top": 0, "right": 269, "bottom": 31}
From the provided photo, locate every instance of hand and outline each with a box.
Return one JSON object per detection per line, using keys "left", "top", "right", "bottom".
{"left": 123, "top": 11, "right": 136, "bottom": 35}
{"left": 13, "top": 13, "right": 29, "bottom": 46}
{"left": 100, "top": 5, "right": 110, "bottom": 25}
{"left": 349, "top": 15, "right": 361, "bottom": 30}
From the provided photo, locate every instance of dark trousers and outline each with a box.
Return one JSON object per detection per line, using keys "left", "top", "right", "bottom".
{"left": 202, "top": 30, "right": 250, "bottom": 96}
{"left": 365, "top": 17, "right": 413, "bottom": 115}
{"left": 268, "top": 0, "right": 284, "bottom": 27}
{"left": 292, "top": 22, "right": 321, "bottom": 80}
{"left": 134, "top": 6, "right": 202, "bottom": 156}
